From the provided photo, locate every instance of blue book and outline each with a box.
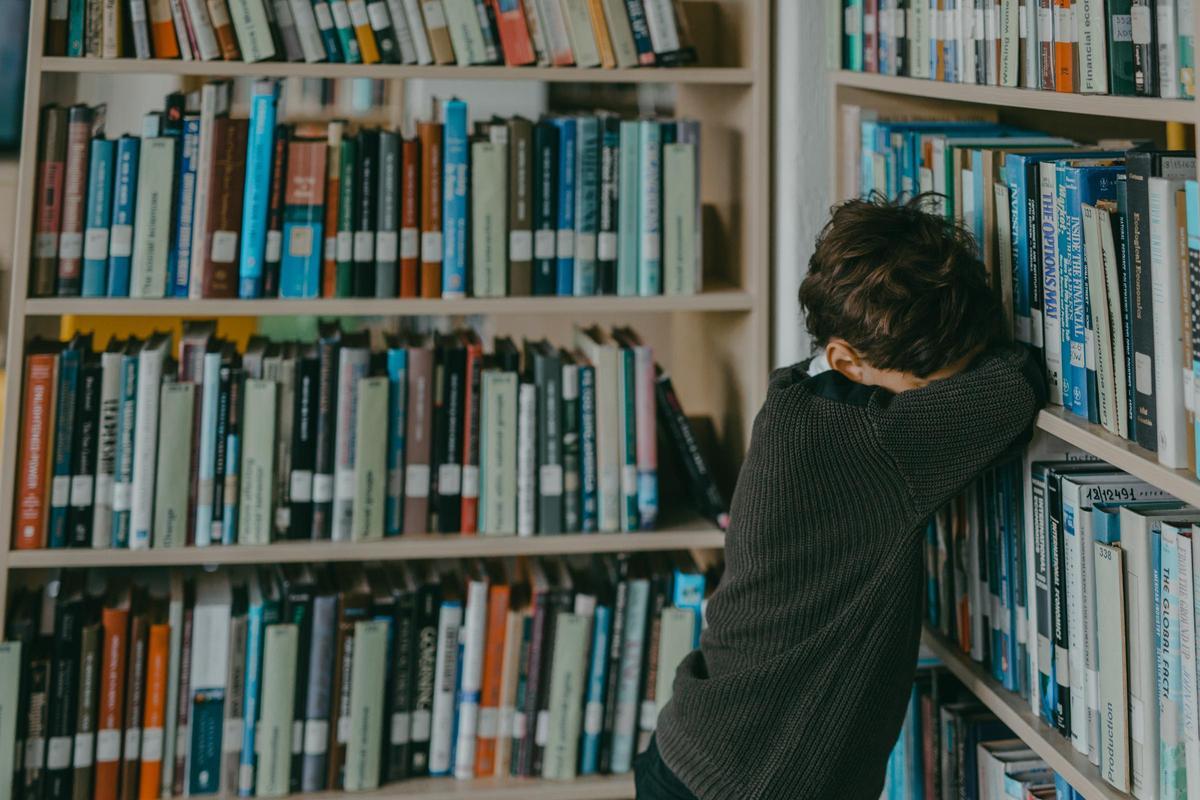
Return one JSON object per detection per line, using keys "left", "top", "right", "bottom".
{"left": 279, "top": 141, "right": 327, "bottom": 298}
{"left": 67, "top": 0, "right": 85, "bottom": 55}
{"left": 441, "top": 98, "right": 469, "bottom": 299}
{"left": 1161, "top": 523, "right": 1187, "bottom": 796}
{"left": 385, "top": 346, "right": 407, "bottom": 536}
{"left": 111, "top": 347, "right": 139, "bottom": 548}
{"left": 172, "top": 116, "right": 201, "bottom": 298}
{"left": 579, "top": 603, "right": 611, "bottom": 775}
{"left": 239, "top": 573, "right": 280, "bottom": 796}
{"left": 672, "top": 567, "right": 706, "bottom": 648}
{"left": 194, "top": 351, "right": 221, "bottom": 546}
{"left": 578, "top": 360, "right": 598, "bottom": 533}
{"left": 617, "top": 120, "right": 640, "bottom": 296}
{"left": 1075, "top": 164, "right": 1123, "bottom": 425}
{"left": 82, "top": 138, "right": 116, "bottom": 297}
{"left": 107, "top": 136, "right": 140, "bottom": 297}
{"left": 1056, "top": 163, "right": 1088, "bottom": 420}
{"left": 553, "top": 117, "right": 577, "bottom": 296}
{"left": 573, "top": 116, "right": 600, "bottom": 296}
{"left": 238, "top": 80, "right": 279, "bottom": 298}
{"left": 1189, "top": 181, "right": 1200, "bottom": 474}
{"left": 636, "top": 120, "right": 662, "bottom": 296}
{"left": 223, "top": 421, "right": 240, "bottom": 546}
{"left": 48, "top": 346, "right": 82, "bottom": 548}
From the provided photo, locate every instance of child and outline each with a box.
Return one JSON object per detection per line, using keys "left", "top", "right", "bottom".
{"left": 639, "top": 195, "right": 1047, "bottom": 799}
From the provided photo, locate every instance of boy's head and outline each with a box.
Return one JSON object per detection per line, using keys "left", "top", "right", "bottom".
{"left": 799, "top": 193, "right": 1004, "bottom": 393}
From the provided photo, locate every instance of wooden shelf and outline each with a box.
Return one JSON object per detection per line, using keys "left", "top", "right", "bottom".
{"left": 24, "top": 286, "right": 754, "bottom": 317}
{"left": 832, "top": 70, "right": 1197, "bottom": 123}
{"left": 40, "top": 56, "right": 754, "bottom": 85}
{"left": 4, "top": 526, "right": 725, "bottom": 569}
{"left": 921, "top": 629, "right": 1129, "bottom": 800}
{"left": 274, "top": 775, "right": 633, "bottom": 800}
{"left": 1036, "top": 407, "right": 1200, "bottom": 505}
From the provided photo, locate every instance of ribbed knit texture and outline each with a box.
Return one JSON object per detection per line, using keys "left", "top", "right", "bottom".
{"left": 656, "top": 346, "right": 1047, "bottom": 800}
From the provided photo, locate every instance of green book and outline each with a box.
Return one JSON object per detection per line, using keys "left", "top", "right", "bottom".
{"left": 479, "top": 369, "right": 518, "bottom": 534}
{"left": 0, "top": 642, "right": 21, "bottom": 800}
{"left": 352, "top": 376, "right": 388, "bottom": 541}
{"left": 616, "top": 121, "right": 640, "bottom": 297}
{"left": 336, "top": 136, "right": 358, "bottom": 298}
{"left": 471, "top": 139, "right": 508, "bottom": 297}
{"left": 238, "top": 379, "right": 277, "bottom": 545}
{"left": 662, "top": 143, "right": 698, "bottom": 296}
{"left": 344, "top": 619, "right": 390, "bottom": 791}
{"left": 153, "top": 382, "right": 194, "bottom": 547}
{"left": 543, "top": 612, "right": 590, "bottom": 780}
{"left": 255, "top": 623, "right": 297, "bottom": 798}
{"left": 655, "top": 607, "right": 695, "bottom": 712}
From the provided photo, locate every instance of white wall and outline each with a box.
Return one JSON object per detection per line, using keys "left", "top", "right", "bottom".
{"left": 772, "top": 0, "right": 831, "bottom": 368}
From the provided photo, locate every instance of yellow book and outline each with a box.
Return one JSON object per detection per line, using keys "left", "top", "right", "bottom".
{"left": 346, "top": 0, "right": 381, "bottom": 62}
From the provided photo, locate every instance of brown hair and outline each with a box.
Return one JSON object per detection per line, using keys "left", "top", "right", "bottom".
{"left": 798, "top": 193, "right": 1005, "bottom": 378}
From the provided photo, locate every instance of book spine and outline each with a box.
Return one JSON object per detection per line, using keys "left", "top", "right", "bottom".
{"left": 434, "top": 345, "right": 465, "bottom": 533}
{"left": 479, "top": 371, "right": 518, "bottom": 534}
{"left": 490, "top": 0, "right": 536, "bottom": 63}
{"left": 574, "top": 117, "right": 600, "bottom": 296}
{"left": 262, "top": 128, "right": 289, "bottom": 298}
{"left": 167, "top": 0, "right": 194, "bottom": 57}
{"left": 1150, "top": 177, "right": 1191, "bottom": 467}
{"left": 271, "top": 0, "right": 309, "bottom": 59}
{"left": 45, "top": 601, "right": 82, "bottom": 800}
{"left": 375, "top": 130, "right": 400, "bottom": 297}
{"left": 587, "top": 0, "right": 616, "bottom": 67}
{"left": 280, "top": 139, "right": 328, "bottom": 298}
{"left": 57, "top": 107, "right": 93, "bottom": 297}
{"left": 206, "top": 0, "right": 242, "bottom": 58}
{"left": 290, "top": 0, "right": 330, "bottom": 58}
{"left": 256, "top": 625, "right": 298, "bottom": 798}
{"left": 1040, "top": 161, "right": 1065, "bottom": 406}
{"left": 461, "top": 343, "right": 484, "bottom": 533}
{"left": 138, "top": 623, "right": 170, "bottom": 800}
{"left": 128, "top": 345, "right": 164, "bottom": 549}
{"left": 1128, "top": 155, "right": 1160, "bottom": 451}
{"left": 608, "top": 579, "right": 647, "bottom": 772}
{"left": 129, "top": 137, "right": 177, "bottom": 298}
{"left": 534, "top": 352, "right": 563, "bottom": 537}
{"left": 193, "top": 354, "right": 220, "bottom": 547}
{"left": 386, "top": 0, "right": 418, "bottom": 60}
{"left": 622, "top": 0, "right": 655, "bottom": 63}
{"left": 1158, "top": 0, "right": 1180, "bottom": 96}
{"left": 336, "top": 135, "right": 358, "bottom": 296}
{"left": 402, "top": 0, "right": 434, "bottom": 62}
{"left": 321, "top": 123, "right": 343, "bottom": 296}
{"left": 238, "top": 82, "right": 279, "bottom": 299}
{"left": 329, "top": 0, "right": 365, "bottom": 60}
{"left": 562, "top": 362, "right": 581, "bottom": 532}
{"left": 1132, "top": 0, "right": 1157, "bottom": 93}
{"left": 1058, "top": 167, "right": 1088, "bottom": 419}
{"left": 636, "top": 120, "right": 661, "bottom": 296}
{"left": 171, "top": 120, "right": 201, "bottom": 298}
{"left": 351, "top": 376, "right": 388, "bottom": 540}
{"left": 617, "top": 346, "right": 638, "bottom": 531}
{"left": 561, "top": 0, "right": 599, "bottom": 65}
{"left": 332, "top": 350, "right": 369, "bottom": 540}
{"left": 579, "top": 603, "right": 611, "bottom": 774}
{"left": 516, "top": 381, "right": 537, "bottom": 536}
{"left": 579, "top": 362, "right": 598, "bottom": 532}
{"left": 311, "top": 0, "right": 345, "bottom": 58}
{"left": 531, "top": 120, "right": 558, "bottom": 296}
{"left": 341, "top": 620, "right": 386, "bottom": 791}
{"left": 48, "top": 348, "right": 80, "bottom": 549}
{"left": 82, "top": 139, "right": 116, "bottom": 298}
{"left": 428, "top": 601, "right": 463, "bottom": 776}
{"left": 93, "top": 609, "right": 128, "bottom": 800}
{"left": 153, "top": 383, "right": 196, "bottom": 548}
{"left": 399, "top": 136, "right": 421, "bottom": 297}
{"left": 237, "top": 380, "right": 277, "bottom": 545}
{"left": 96, "top": 0, "right": 118, "bottom": 58}
{"left": 442, "top": 100, "right": 469, "bottom": 298}
{"left": 536, "top": 0, "right": 574, "bottom": 63}
{"left": 110, "top": 354, "right": 137, "bottom": 548}
{"left": 452, "top": 580, "right": 488, "bottom": 778}
{"left": 617, "top": 120, "right": 639, "bottom": 297}
{"left": 33, "top": 107, "right": 68, "bottom": 298}
{"left": 597, "top": 117, "right": 619, "bottom": 294}
{"left": 1109, "top": 0, "right": 1137, "bottom": 93}
{"left": 507, "top": 118, "right": 534, "bottom": 296}
{"left": 542, "top": 612, "right": 589, "bottom": 780}
{"left": 443, "top": 0, "right": 488, "bottom": 62}
{"left": 472, "top": 138, "right": 508, "bottom": 297}
{"left": 1162, "top": 525, "right": 1187, "bottom": 795}
{"left": 71, "top": 624, "right": 101, "bottom": 800}
{"left": 182, "top": 0, "right": 222, "bottom": 57}
{"left": 554, "top": 118, "right": 577, "bottom": 296}
{"left": 347, "top": 0, "right": 384, "bottom": 62}
{"left": 474, "top": 584, "right": 509, "bottom": 775}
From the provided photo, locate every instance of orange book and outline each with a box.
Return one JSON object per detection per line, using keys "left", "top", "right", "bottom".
{"left": 147, "top": 0, "right": 180, "bottom": 57}
{"left": 399, "top": 137, "right": 421, "bottom": 298}
{"left": 1053, "top": 0, "right": 1074, "bottom": 91}
{"left": 206, "top": 0, "right": 242, "bottom": 59}
{"left": 95, "top": 604, "right": 130, "bottom": 800}
{"left": 323, "top": 122, "right": 344, "bottom": 298}
{"left": 16, "top": 349, "right": 59, "bottom": 550}
{"left": 474, "top": 581, "right": 511, "bottom": 776}
{"left": 137, "top": 623, "right": 170, "bottom": 800}
{"left": 348, "top": 0, "right": 382, "bottom": 62}
{"left": 418, "top": 120, "right": 444, "bottom": 299}
{"left": 586, "top": 0, "right": 616, "bottom": 68}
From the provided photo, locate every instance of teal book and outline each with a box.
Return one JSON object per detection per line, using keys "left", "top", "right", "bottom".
{"left": 616, "top": 120, "right": 640, "bottom": 297}
{"left": 617, "top": 344, "right": 638, "bottom": 532}
{"left": 573, "top": 116, "right": 600, "bottom": 296}
{"left": 441, "top": 98, "right": 469, "bottom": 298}
{"left": 385, "top": 345, "right": 407, "bottom": 536}
{"left": 111, "top": 344, "right": 139, "bottom": 548}
{"left": 82, "top": 138, "right": 115, "bottom": 297}
{"left": 636, "top": 120, "right": 662, "bottom": 296}
{"left": 554, "top": 117, "right": 577, "bottom": 296}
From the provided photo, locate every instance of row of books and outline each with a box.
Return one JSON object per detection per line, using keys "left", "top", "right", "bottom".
{"left": 46, "top": 0, "right": 699, "bottom": 68}
{"left": 922, "top": 452, "right": 1200, "bottom": 797}
{"left": 13, "top": 320, "right": 729, "bottom": 552}
{"left": 31, "top": 88, "right": 703, "bottom": 300}
{"left": 855, "top": 114, "right": 1200, "bottom": 477}
{"left": 881, "top": 673, "right": 1086, "bottom": 799}
{"left": 1, "top": 551, "right": 718, "bottom": 799}
{"left": 837, "top": 0, "right": 1196, "bottom": 98}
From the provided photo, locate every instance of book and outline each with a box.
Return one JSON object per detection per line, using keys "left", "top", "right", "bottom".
{"left": 238, "top": 379, "right": 277, "bottom": 545}
{"left": 255, "top": 624, "right": 297, "bottom": 798}
{"left": 442, "top": 99, "right": 469, "bottom": 297}
{"left": 153, "top": 382, "right": 195, "bottom": 547}
{"left": 129, "top": 334, "right": 168, "bottom": 550}
{"left": 188, "top": 572, "right": 231, "bottom": 795}
{"left": 239, "top": 80, "right": 279, "bottom": 298}
{"left": 280, "top": 137, "right": 328, "bottom": 298}
{"left": 57, "top": 105, "right": 94, "bottom": 297}
{"left": 472, "top": 136, "right": 508, "bottom": 297}
{"left": 419, "top": 120, "right": 444, "bottom": 298}
{"left": 82, "top": 137, "right": 115, "bottom": 297}
{"left": 343, "top": 619, "right": 388, "bottom": 790}
{"left": 351, "top": 376, "right": 388, "bottom": 540}
{"left": 129, "top": 137, "right": 176, "bottom": 298}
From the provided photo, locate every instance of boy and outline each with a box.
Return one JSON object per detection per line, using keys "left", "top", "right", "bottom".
{"left": 639, "top": 195, "right": 1047, "bottom": 799}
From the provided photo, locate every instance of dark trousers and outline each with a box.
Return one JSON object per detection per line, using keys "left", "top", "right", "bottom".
{"left": 634, "top": 736, "right": 698, "bottom": 800}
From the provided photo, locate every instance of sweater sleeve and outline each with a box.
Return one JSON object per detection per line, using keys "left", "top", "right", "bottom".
{"left": 868, "top": 345, "right": 1047, "bottom": 517}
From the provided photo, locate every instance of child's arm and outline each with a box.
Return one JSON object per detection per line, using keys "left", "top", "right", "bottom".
{"left": 868, "top": 345, "right": 1048, "bottom": 516}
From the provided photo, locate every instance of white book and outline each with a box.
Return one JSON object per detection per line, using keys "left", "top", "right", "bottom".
{"left": 351, "top": 376, "right": 387, "bottom": 541}
{"left": 130, "top": 138, "right": 176, "bottom": 299}
{"left": 641, "top": 0, "right": 678, "bottom": 52}
{"left": 344, "top": 620, "right": 388, "bottom": 791}
{"left": 428, "top": 599, "right": 463, "bottom": 776}
{"left": 480, "top": 370, "right": 518, "bottom": 535}
{"left": 1077, "top": 0, "right": 1109, "bottom": 92}
{"left": 332, "top": 345, "right": 369, "bottom": 541}
{"left": 542, "top": 612, "right": 590, "bottom": 780}
{"left": 1158, "top": 0, "right": 1180, "bottom": 97}
{"left": 1148, "top": 176, "right": 1190, "bottom": 468}
{"left": 1096, "top": 539, "right": 1131, "bottom": 792}
{"left": 194, "top": 351, "right": 221, "bottom": 547}
{"left": 516, "top": 382, "right": 536, "bottom": 537}
{"left": 288, "top": 0, "right": 326, "bottom": 60}
{"left": 1099, "top": 206, "right": 1131, "bottom": 439}
{"left": 574, "top": 327, "right": 620, "bottom": 532}
{"left": 663, "top": 142, "right": 698, "bottom": 296}
{"left": 535, "top": 0, "right": 573, "bottom": 62}
{"left": 1022, "top": 0, "right": 1039, "bottom": 88}
{"left": 998, "top": 0, "right": 1019, "bottom": 86}
{"left": 238, "top": 379, "right": 277, "bottom": 545}
{"left": 182, "top": 0, "right": 222, "bottom": 58}
{"left": 189, "top": 82, "right": 232, "bottom": 299}
{"left": 161, "top": 573, "right": 186, "bottom": 797}
{"left": 188, "top": 572, "right": 232, "bottom": 795}
{"left": 401, "top": 0, "right": 434, "bottom": 63}
{"left": 452, "top": 573, "right": 489, "bottom": 779}
{"left": 385, "top": 0, "right": 418, "bottom": 61}
{"left": 92, "top": 349, "right": 123, "bottom": 548}
{"left": 471, "top": 139, "right": 508, "bottom": 298}
{"left": 909, "top": 0, "right": 930, "bottom": 79}
{"left": 128, "top": 336, "right": 167, "bottom": 549}
{"left": 255, "top": 623, "right": 297, "bottom": 798}
{"left": 1178, "top": 528, "right": 1200, "bottom": 799}
{"left": 442, "top": 0, "right": 488, "bottom": 63}
{"left": 560, "top": 0, "right": 601, "bottom": 66}
{"left": 1083, "top": 204, "right": 1116, "bottom": 434}
{"left": 600, "top": 0, "right": 638, "bottom": 67}
{"left": 0, "top": 642, "right": 21, "bottom": 800}
{"left": 167, "top": 0, "right": 194, "bottom": 58}
{"left": 153, "top": 382, "right": 194, "bottom": 548}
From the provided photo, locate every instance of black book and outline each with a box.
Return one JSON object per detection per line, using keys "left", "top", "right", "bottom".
{"left": 1125, "top": 149, "right": 1197, "bottom": 452}
{"left": 515, "top": 561, "right": 553, "bottom": 776}
{"left": 1046, "top": 467, "right": 1071, "bottom": 736}
{"left": 462, "top": 330, "right": 484, "bottom": 533}
{"left": 355, "top": 129, "right": 380, "bottom": 297}
{"left": 7, "top": 590, "right": 40, "bottom": 797}
{"left": 300, "top": 567, "right": 338, "bottom": 793}
{"left": 24, "top": 640, "right": 53, "bottom": 800}
{"left": 434, "top": 333, "right": 467, "bottom": 533}
{"left": 598, "top": 556, "right": 630, "bottom": 774}
{"left": 277, "top": 564, "right": 317, "bottom": 792}
{"left": 72, "top": 613, "right": 101, "bottom": 800}
{"left": 311, "top": 324, "right": 342, "bottom": 540}
{"left": 370, "top": 3, "right": 402, "bottom": 62}
{"left": 381, "top": 563, "right": 419, "bottom": 781}
{"left": 530, "top": 563, "right": 573, "bottom": 776}
{"left": 1023, "top": 159, "right": 1045, "bottom": 370}
{"left": 50, "top": 334, "right": 90, "bottom": 548}
{"left": 289, "top": 352, "right": 320, "bottom": 539}
{"left": 1116, "top": 176, "right": 1138, "bottom": 438}
{"left": 375, "top": 129, "right": 401, "bottom": 297}
{"left": 655, "top": 367, "right": 729, "bottom": 529}
{"left": 68, "top": 359, "right": 101, "bottom": 547}
{"left": 636, "top": 560, "right": 671, "bottom": 753}
{"left": 263, "top": 123, "right": 290, "bottom": 298}
{"left": 408, "top": 566, "right": 442, "bottom": 776}
{"left": 560, "top": 350, "right": 581, "bottom": 532}
{"left": 598, "top": 115, "right": 620, "bottom": 295}
{"left": 531, "top": 120, "right": 558, "bottom": 296}
{"left": 494, "top": 336, "right": 520, "bottom": 372}
{"left": 329, "top": 564, "right": 374, "bottom": 788}
{"left": 894, "top": 0, "right": 907, "bottom": 76}
{"left": 45, "top": 578, "right": 85, "bottom": 800}
{"left": 527, "top": 340, "right": 563, "bottom": 534}
{"left": 210, "top": 352, "right": 234, "bottom": 543}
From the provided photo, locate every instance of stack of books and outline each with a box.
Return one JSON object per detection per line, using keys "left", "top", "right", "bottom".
{"left": 882, "top": 672, "right": 1087, "bottom": 799}
{"left": 836, "top": 0, "right": 1196, "bottom": 98}
{"left": 13, "top": 320, "right": 729, "bottom": 551}
{"left": 1, "top": 551, "right": 720, "bottom": 797}
{"left": 32, "top": 88, "right": 703, "bottom": 300}
{"left": 855, "top": 115, "right": 1200, "bottom": 477}
{"left": 923, "top": 453, "right": 1200, "bottom": 796}
{"left": 45, "top": 0, "right": 699, "bottom": 68}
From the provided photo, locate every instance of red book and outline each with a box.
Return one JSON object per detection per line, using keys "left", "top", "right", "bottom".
{"left": 199, "top": 117, "right": 249, "bottom": 298}
{"left": 15, "top": 348, "right": 60, "bottom": 550}
{"left": 32, "top": 106, "right": 68, "bottom": 298}
{"left": 399, "top": 136, "right": 421, "bottom": 298}
{"left": 58, "top": 105, "right": 94, "bottom": 297}
{"left": 262, "top": 125, "right": 290, "bottom": 298}
{"left": 418, "top": 121, "right": 443, "bottom": 299}
{"left": 487, "top": 0, "right": 536, "bottom": 65}
{"left": 95, "top": 601, "right": 131, "bottom": 800}
{"left": 459, "top": 331, "right": 484, "bottom": 534}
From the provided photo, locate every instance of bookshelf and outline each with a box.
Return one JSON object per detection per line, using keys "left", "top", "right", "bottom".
{"left": 827, "top": 24, "right": 1200, "bottom": 798}
{"left": 0, "top": 2, "right": 770, "bottom": 798}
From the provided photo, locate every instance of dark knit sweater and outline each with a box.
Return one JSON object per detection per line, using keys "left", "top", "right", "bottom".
{"left": 656, "top": 346, "right": 1047, "bottom": 800}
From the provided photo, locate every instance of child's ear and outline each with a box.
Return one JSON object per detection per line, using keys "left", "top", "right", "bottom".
{"left": 825, "top": 338, "right": 867, "bottom": 384}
